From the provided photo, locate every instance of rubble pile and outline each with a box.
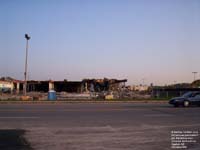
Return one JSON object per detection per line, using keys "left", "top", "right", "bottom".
{"left": 0, "top": 94, "right": 21, "bottom": 100}
{"left": 26, "top": 92, "right": 47, "bottom": 100}
{"left": 57, "top": 92, "right": 91, "bottom": 100}
{"left": 0, "top": 92, "right": 47, "bottom": 101}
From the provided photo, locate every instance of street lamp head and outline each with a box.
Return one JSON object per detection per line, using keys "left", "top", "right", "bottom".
{"left": 25, "top": 34, "right": 30, "bottom": 40}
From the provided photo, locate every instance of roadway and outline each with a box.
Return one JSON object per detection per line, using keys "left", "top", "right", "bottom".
{"left": 0, "top": 103, "right": 199, "bottom": 150}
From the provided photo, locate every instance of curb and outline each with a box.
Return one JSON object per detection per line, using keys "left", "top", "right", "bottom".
{"left": 0, "top": 100, "right": 168, "bottom": 104}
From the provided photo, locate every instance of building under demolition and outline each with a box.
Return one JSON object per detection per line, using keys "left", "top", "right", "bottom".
{"left": 27, "top": 78, "right": 127, "bottom": 93}
{"left": 0, "top": 77, "right": 128, "bottom": 100}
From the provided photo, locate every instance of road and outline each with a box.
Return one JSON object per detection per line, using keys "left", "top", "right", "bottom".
{"left": 0, "top": 103, "right": 199, "bottom": 150}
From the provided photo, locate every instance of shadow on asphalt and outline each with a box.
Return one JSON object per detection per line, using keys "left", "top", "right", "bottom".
{"left": 124, "top": 104, "right": 200, "bottom": 109}
{"left": 0, "top": 129, "right": 33, "bottom": 150}
{"left": 124, "top": 104, "right": 172, "bottom": 109}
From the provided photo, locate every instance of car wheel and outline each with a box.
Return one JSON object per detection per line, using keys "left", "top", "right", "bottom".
{"left": 174, "top": 104, "right": 179, "bottom": 107}
{"left": 183, "top": 101, "right": 190, "bottom": 107}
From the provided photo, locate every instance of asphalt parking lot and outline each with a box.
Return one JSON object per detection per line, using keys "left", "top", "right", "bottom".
{"left": 0, "top": 103, "right": 199, "bottom": 150}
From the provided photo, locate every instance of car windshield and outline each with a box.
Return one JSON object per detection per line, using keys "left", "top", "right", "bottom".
{"left": 182, "top": 92, "right": 193, "bottom": 98}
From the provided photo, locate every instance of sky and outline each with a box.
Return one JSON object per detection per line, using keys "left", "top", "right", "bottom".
{"left": 0, "top": 0, "right": 200, "bottom": 85}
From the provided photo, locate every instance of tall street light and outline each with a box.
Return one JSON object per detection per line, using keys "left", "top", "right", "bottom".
{"left": 192, "top": 72, "right": 197, "bottom": 82}
{"left": 24, "top": 34, "right": 31, "bottom": 96}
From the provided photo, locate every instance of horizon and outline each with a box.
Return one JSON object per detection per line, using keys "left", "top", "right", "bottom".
{"left": 0, "top": 0, "right": 200, "bottom": 86}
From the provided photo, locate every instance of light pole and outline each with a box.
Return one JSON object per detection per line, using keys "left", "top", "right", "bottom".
{"left": 24, "top": 34, "right": 30, "bottom": 96}
{"left": 142, "top": 78, "right": 145, "bottom": 86}
{"left": 192, "top": 72, "right": 197, "bottom": 82}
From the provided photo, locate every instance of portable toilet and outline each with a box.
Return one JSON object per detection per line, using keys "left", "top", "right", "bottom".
{"left": 48, "top": 90, "right": 57, "bottom": 100}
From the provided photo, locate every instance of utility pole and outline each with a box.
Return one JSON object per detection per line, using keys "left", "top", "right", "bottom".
{"left": 24, "top": 34, "right": 31, "bottom": 96}
{"left": 192, "top": 72, "right": 197, "bottom": 82}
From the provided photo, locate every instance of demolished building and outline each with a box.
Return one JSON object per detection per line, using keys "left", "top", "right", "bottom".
{"left": 0, "top": 77, "right": 127, "bottom": 100}
{"left": 26, "top": 78, "right": 127, "bottom": 93}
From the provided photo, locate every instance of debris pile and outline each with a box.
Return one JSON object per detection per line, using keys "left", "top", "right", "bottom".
{"left": 0, "top": 94, "right": 21, "bottom": 101}
{"left": 56, "top": 92, "right": 91, "bottom": 100}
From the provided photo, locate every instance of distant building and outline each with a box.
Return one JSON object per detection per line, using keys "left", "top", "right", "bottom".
{"left": 0, "top": 80, "right": 14, "bottom": 92}
{"left": 0, "top": 77, "right": 23, "bottom": 93}
{"left": 132, "top": 85, "right": 149, "bottom": 91}
{"left": 151, "top": 87, "right": 200, "bottom": 98}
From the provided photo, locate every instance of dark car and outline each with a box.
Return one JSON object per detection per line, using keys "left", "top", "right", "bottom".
{"left": 169, "top": 91, "right": 200, "bottom": 107}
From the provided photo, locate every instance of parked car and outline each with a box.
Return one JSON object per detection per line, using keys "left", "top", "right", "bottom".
{"left": 169, "top": 91, "right": 200, "bottom": 107}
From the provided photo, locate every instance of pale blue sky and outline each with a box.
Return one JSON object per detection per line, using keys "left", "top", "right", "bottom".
{"left": 0, "top": 0, "right": 200, "bottom": 85}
